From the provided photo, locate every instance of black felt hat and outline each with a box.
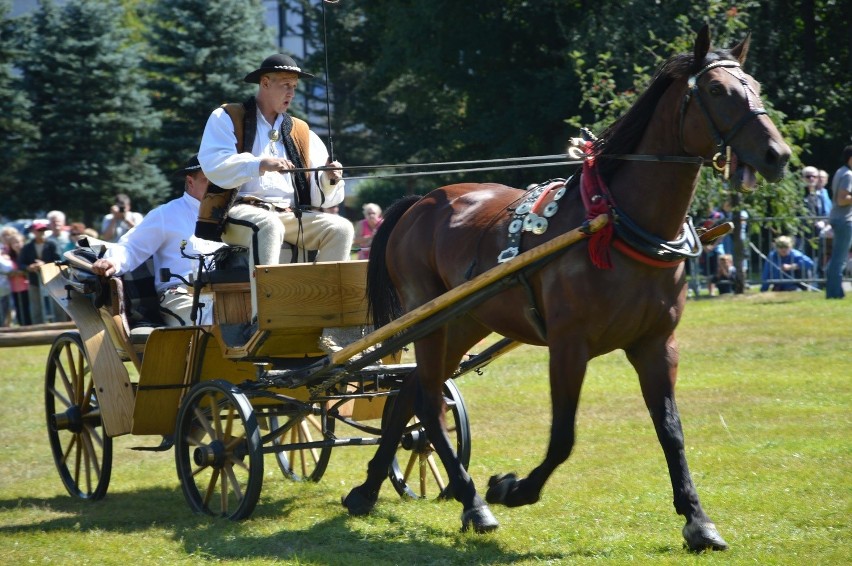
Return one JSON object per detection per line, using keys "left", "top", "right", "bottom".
{"left": 243, "top": 53, "right": 315, "bottom": 83}
{"left": 175, "top": 154, "right": 202, "bottom": 177}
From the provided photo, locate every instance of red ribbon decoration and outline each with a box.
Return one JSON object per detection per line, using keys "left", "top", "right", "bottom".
{"left": 580, "top": 142, "right": 615, "bottom": 269}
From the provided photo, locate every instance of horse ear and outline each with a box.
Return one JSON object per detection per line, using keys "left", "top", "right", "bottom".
{"left": 730, "top": 32, "right": 751, "bottom": 65}
{"left": 693, "top": 24, "right": 711, "bottom": 70}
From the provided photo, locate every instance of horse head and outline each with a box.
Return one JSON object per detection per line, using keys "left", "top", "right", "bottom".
{"left": 682, "top": 25, "right": 791, "bottom": 191}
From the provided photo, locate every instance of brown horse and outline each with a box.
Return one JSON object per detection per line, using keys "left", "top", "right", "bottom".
{"left": 343, "top": 26, "right": 790, "bottom": 551}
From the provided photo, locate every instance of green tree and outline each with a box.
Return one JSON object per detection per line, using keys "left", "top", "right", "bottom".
{"left": 0, "top": 0, "right": 37, "bottom": 217}
{"left": 314, "top": 0, "right": 586, "bottom": 205}
{"left": 15, "top": 0, "right": 167, "bottom": 225}
{"left": 144, "top": 0, "right": 273, "bottom": 194}
{"left": 310, "top": 0, "right": 845, "bottom": 218}
{"left": 747, "top": 0, "right": 851, "bottom": 174}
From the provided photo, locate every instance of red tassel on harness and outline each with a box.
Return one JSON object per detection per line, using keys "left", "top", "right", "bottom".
{"left": 580, "top": 143, "right": 614, "bottom": 269}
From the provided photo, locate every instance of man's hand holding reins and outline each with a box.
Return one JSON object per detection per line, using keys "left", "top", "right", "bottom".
{"left": 259, "top": 157, "right": 295, "bottom": 174}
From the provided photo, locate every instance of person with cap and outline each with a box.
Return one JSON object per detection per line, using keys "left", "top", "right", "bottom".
{"left": 91, "top": 155, "right": 225, "bottom": 326}
{"left": 197, "top": 53, "right": 354, "bottom": 331}
{"left": 18, "top": 220, "right": 62, "bottom": 324}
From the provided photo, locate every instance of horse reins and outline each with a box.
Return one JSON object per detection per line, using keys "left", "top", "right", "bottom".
{"left": 292, "top": 53, "right": 767, "bottom": 185}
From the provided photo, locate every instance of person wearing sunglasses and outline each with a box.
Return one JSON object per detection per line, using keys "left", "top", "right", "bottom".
{"left": 801, "top": 165, "right": 833, "bottom": 281}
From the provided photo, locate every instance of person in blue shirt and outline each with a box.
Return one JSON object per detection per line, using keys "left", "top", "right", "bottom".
{"left": 761, "top": 235, "right": 816, "bottom": 292}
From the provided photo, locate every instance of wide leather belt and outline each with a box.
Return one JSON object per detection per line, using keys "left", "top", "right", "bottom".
{"left": 235, "top": 196, "right": 293, "bottom": 213}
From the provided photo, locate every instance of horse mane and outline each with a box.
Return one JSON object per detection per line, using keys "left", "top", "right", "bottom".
{"left": 582, "top": 48, "right": 737, "bottom": 184}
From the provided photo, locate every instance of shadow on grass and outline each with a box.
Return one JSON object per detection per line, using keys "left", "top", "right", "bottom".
{"left": 0, "top": 487, "right": 692, "bottom": 562}
{"left": 0, "top": 486, "right": 204, "bottom": 531}
{"left": 174, "top": 502, "right": 570, "bottom": 565}
{"left": 0, "top": 487, "right": 570, "bottom": 563}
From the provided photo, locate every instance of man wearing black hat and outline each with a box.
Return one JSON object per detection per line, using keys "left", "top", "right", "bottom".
{"left": 91, "top": 155, "right": 224, "bottom": 326}
{"left": 197, "top": 53, "right": 353, "bottom": 323}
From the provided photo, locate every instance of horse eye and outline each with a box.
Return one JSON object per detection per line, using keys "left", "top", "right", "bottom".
{"left": 709, "top": 83, "right": 724, "bottom": 96}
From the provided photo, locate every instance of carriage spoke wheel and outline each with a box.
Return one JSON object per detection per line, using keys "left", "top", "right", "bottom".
{"left": 45, "top": 332, "right": 112, "bottom": 500}
{"left": 174, "top": 380, "right": 263, "bottom": 520}
{"left": 270, "top": 406, "right": 334, "bottom": 482}
{"left": 384, "top": 379, "right": 471, "bottom": 500}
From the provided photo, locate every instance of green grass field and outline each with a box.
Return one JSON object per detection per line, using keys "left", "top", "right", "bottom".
{"left": 1, "top": 292, "right": 849, "bottom": 565}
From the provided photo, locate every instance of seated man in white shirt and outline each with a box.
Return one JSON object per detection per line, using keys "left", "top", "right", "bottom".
{"left": 198, "top": 53, "right": 354, "bottom": 329}
{"left": 91, "top": 155, "right": 225, "bottom": 326}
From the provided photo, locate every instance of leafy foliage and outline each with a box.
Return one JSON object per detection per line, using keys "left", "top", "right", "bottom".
{"left": 12, "top": 0, "right": 167, "bottom": 224}
{"left": 142, "top": 0, "right": 273, "bottom": 196}
{"left": 0, "top": 0, "right": 37, "bottom": 216}
{"left": 0, "top": 0, "right": 847, "bottom": 227}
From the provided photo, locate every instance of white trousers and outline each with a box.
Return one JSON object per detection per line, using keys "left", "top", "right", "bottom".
{"left": 221, "top": 204, "right": 354, "bottom": 318}
{"left": 159, "top": 287, "right": 213, "bottom": 326}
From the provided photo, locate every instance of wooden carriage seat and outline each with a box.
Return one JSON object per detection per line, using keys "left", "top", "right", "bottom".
{"left": 211, "top": 260, "right": 370, "bottom": 359}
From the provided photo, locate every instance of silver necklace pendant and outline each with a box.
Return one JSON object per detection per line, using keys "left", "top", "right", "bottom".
{"left": 268, "top": 129, "right": 280, "bottom": 142}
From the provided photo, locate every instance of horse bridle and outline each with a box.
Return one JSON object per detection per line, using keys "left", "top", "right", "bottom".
{"left": 678, "top": 59, "right": 769, "bottom": 180}
{"left": 585, "top": 59, "right": 770, "bottom": 184}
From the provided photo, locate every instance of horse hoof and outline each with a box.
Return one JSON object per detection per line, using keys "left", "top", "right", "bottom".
{"left": 341, "top": 487, "right": 377, "bottom": 516}
{"left": 485, "top": 473, "right": 517, "bottom": 505}
{"left": 461, "top": 504, "right": 499, "bottom": 533}
{"left": 682, "top": 520, "right": 729, "bottom": 551}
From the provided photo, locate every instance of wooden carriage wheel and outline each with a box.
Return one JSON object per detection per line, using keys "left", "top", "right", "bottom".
{"left": 270, "top": 407, "right": 334, "bottom": 482}
{"left": 384, "top": 379, "right": 471, "bottom": 500}
{"left": 44, "top": 332, "right": 113, "bottom": 500}
{"left": 174, "top": 380, "right": 263, "bottom": 520}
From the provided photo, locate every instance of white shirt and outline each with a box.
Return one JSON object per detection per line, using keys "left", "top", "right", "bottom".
{"left": 104, "top": 193, "right": 224, "bottom": 293}
{"left": 198, "top": 105, "right": 345, "bottom": 209}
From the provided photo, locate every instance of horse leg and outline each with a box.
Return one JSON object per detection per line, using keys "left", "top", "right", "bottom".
{"left": 342, "top": 372, "right": 417, "bottom": 515}
{"left": 486, "top": 341, "right": 586, "bottom": 508}
{"left": 342, "top": 318, "right": 491, "bottom": 526}
{"left": 626, "top": 337, "right": 728, "bottom": 552}
{"left": 408, "top": 323, "right": 498, "bottom": 533}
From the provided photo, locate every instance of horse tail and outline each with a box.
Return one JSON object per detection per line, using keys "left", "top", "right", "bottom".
{"left": 367, "top": 195, "right": 422, "bottom": 329}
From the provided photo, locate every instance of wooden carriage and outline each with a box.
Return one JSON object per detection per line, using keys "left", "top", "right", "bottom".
{"left": 39, "top": 251, "right": 472, "bottom": 518}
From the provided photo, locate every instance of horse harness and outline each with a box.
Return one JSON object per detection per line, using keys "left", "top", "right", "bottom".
{"left": 496, "top": 173, "right": 707, "bottom": 268}
{"left": 498, "top": 179, "right": 568, "bottom": 263}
